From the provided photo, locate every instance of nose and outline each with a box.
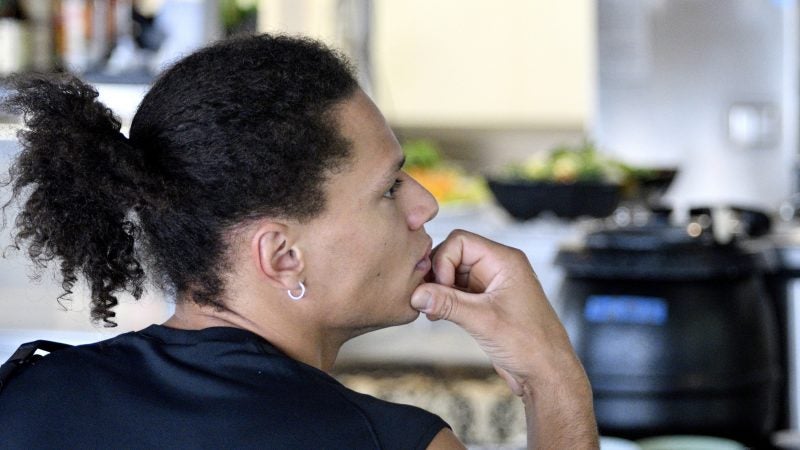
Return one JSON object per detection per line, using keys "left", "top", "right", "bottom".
{"left": 405, "top": 174, "right": 439, "bottom": 230}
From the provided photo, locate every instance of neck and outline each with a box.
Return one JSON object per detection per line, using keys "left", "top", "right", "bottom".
{"left": 163, "top": 300, "right": 348, "bottom": 372}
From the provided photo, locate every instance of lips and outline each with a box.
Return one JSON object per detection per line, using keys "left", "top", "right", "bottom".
{"left": 415, "top": 240, "right": 433, "bottom": 273}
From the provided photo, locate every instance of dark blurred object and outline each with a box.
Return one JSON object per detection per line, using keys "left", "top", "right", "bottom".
{"left": 686, "top": 206, "right": 773, "bottom": 238}
{"left": 764, "top": 231, "right": 800, "bottom": 437}
{"left": 99, "top": 0, "right": 153, "bottom": 83}
{"left": 733, "top": 208, "right": 772, "bottom": 237}
{"left": 625, "top": 168, "right": 678, "bottom": 207}
{"left": 0, "top": 0, "right": 24, "bottom": 18}
{"left": 487, "top": 179, "right": 621, "bottom": 220}
{"left": 556, "top": 224, "right": 780, "bottom": 446}
{"left": 132, "top": 3, "right": 163, "bottom": 51}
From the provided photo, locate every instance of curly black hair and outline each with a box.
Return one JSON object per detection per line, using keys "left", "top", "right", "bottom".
{"left": 1, "top": 34, "right": 358, "bottom": 326}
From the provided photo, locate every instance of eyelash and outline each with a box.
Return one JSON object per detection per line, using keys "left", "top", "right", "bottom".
{"left": 383, "top": 179, "right": 404, "bottom": 199}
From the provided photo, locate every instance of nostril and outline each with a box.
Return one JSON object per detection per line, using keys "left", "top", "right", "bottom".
{"left": 409, "top": 201, "right": 438, "bottom": 230}
{"left": 407, "top": 175, "right": 439, "bottom": 227}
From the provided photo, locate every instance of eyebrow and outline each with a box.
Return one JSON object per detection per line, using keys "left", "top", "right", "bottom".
{"left": 383, "top": 155, "right": 406, "bottom": 182}
{"left": 395, "top": 155, "right": 406, "bottom": 172}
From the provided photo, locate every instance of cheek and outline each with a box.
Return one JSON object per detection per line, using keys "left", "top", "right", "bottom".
{"left": 315, "top": 222, "right": 380, "bottom": 279}
{"left": 343, "top": 237, "right": 405, "bottom": 294}
{"left": 313, "top": 208, "right": 409, "bottom": 284}
{"left": 369, "top": 239, "right": 395, "bottom": 278}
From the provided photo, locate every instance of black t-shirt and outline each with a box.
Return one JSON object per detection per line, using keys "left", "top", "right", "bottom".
{"left": 0, "top": 325, "right": 449, "bottom": 449}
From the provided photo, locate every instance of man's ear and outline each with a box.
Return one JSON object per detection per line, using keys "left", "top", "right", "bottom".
{"left": 251, "top": 223, "right": 304, "bottom": 291}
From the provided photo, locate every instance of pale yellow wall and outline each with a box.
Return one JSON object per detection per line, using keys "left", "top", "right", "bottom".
{"left": 257, "top": 0, "right": 595, "bottom": 129}
{"left": 257, "top": 0, "right": 339, "bottom": 42}
{"left": 372, "top": 0, "right": 595, "bottom": 129}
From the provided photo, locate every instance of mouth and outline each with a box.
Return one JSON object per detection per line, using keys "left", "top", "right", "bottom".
{"left": 414, "top": 239, "right": 433, "bottom": 273}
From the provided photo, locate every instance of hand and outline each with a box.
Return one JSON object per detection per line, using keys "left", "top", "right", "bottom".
{"left": 412, "top": 229, "right": 581, "bottom": 392}
{"left": 411, "top": 229, "right": 598, "bottom": 449}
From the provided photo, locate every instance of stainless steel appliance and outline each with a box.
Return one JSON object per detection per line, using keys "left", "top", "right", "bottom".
{"left": 595, "top": 0, "right": 798, "bottom": 212}
{"left": 593, "top": 0, "right": 800, "bottom": 439}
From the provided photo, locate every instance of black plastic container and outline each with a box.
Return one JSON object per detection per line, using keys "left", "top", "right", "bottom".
{"left": 555, "top": 225, "right": 780, "bottom": 443}
{"left": 762, "top": 232, "right": 800, "bottom": 432}
{"left": 487, "top": 179, "right": 620, "bottom": 220}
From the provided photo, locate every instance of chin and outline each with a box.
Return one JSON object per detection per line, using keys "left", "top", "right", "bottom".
{"left": 347, "top": 310, "right": 420, "bottom": 341}
{"left": 383, "top": 306, "right": 422, "bottom": 330}
{"left": 397, "top": 307, "right": 421, "bottom": 325}
{"left": 349, "top": 307, "right": 421, "bottom": 338}
{"left": 377, "top": 307, "right": 420, "bottom": 329}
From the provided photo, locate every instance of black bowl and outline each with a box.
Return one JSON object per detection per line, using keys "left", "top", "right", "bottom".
{"left": 487, "top": 179, "right": 621, "bottom": 220}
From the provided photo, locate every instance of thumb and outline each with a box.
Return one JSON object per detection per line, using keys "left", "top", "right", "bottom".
{"left": 494, "top": 365, "right": 524, "bottom": 397}
{"left": 411, "top": 283, "right": 486, "bottom": 328}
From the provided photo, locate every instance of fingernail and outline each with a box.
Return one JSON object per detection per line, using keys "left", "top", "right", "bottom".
{"left": 411, "top": 291, "right": 432, "bottom": 312}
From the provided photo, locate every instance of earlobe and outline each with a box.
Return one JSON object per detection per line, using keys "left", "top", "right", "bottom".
{"left": 253, "top": 225, "right": 304, "bottom": 290}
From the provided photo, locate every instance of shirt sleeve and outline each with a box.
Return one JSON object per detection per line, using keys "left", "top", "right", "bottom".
{"left": 336, "top": 387, "right": 452, "bottom": 450}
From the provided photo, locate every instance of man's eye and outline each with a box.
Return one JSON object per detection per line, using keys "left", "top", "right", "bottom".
{"left": 383, "top": 179, "right": 403, "bottom": 199}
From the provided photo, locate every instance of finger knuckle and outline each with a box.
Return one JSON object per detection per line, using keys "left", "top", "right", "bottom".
{"left": 438, "top": 290, "right": 458, "bottom": 321}
{"left": 447, "top": 229, "right": 468, "bottom": 240}
{"left": 509, "top": 247, "right": 527, "bottom": 260}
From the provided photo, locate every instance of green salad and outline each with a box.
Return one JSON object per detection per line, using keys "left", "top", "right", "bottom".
{"left": 502, "top": 141, "right": 651, "bottom": 185}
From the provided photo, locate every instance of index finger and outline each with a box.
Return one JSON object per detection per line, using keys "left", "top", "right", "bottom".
{"left": 431, "top": 229, "right": 515, "bottom": 293}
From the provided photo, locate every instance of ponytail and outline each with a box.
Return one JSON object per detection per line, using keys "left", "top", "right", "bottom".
{"left": 2, "top": 74, "right": 148, "bottom": 326}
{"left": 1, "top": 36, "right": 358, "bottom": 324}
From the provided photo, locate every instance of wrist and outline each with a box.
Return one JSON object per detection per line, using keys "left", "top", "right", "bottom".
{"left": 520, "top": 371, "right": 593, "bottom": 408}
{"left": 518, "top": 344, "right": 591, "bottom": 394}
{"left": 520, "top": 370, "right": 599, "bottom": 450}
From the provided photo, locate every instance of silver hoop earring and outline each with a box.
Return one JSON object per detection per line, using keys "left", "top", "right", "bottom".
{"left": 288, "top": 281, "right": 306, "bottom": 301}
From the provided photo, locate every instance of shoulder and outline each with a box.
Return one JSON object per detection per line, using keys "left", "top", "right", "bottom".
{"left": 0, "top": 330, "right": 160, "bottom": 401}
{"left": 319, "top": 377, "right": 452, "bottom": 450}
{"left": 427, "top": 428, "right": 467, "bottom": 450}
{"left": 0, "top": 333, "right": 134, "bottom": 396}
{"left": 0, "top": 335, "right": 136, "bottom": 445}
{"left": 0, "top": 330, "right": 455, "bottom": 449}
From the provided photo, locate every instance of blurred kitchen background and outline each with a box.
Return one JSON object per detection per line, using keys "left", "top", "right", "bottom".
{"left": 3, "top": 0, "right": 800, "bottom": 448}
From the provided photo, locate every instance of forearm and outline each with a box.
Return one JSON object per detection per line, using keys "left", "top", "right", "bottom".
{"left": 521, "top": 370, "right": 599, "bottom": 450}
{"left": 412, "top": 230, "right": 600, "bottom": 448}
